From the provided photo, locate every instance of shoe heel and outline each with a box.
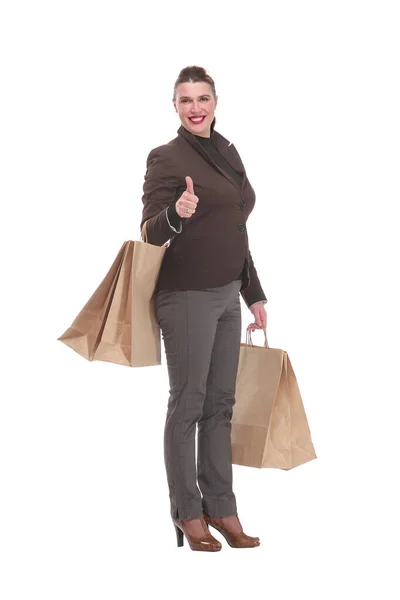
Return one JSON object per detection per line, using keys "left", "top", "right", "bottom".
{"left": 174, "top": 523, "right": 184, "bottom": 547}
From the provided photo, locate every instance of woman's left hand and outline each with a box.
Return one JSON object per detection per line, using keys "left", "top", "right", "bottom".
{"left": 248, "top": 302, "right": 267, "bottom": 330}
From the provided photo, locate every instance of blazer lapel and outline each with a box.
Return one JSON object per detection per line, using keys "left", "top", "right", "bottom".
{"left": 177, "top": 117, "right": 246, "bottom": 193}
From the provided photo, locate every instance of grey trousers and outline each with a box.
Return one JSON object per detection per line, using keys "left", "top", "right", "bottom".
{"left": 154, "top": 278, "right": 242, "bottom": 521}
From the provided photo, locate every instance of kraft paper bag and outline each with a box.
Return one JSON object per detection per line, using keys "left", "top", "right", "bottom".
{"left": 231, "top": 328, "right": 317, "bottom": 470}
{"left": 57, "top": 222, "right": 168, "bottom": 367}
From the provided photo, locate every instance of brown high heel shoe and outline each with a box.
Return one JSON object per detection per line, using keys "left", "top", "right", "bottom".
{"left": 203, "top": 512, "right": 260, "bottom": 548}
{"left": 172, "top": 516, "right": 222, "bottom": 551}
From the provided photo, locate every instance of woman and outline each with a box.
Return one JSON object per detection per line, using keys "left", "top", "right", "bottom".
{"left": 140, "top": 66, "right": 267, "bottom": 551}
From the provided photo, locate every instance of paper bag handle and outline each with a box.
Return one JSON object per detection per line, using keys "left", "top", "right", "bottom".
{"left": 245, "top": 327, "right": 269, "bottom": 348}
{"left": 141, "top": 219, "right": 170, "bottom": 248}
{"left": 141, "top": 220, "right": 149, "bottom": 243}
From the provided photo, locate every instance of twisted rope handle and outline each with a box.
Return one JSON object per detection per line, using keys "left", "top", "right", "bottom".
{"left": 140, "top": 220, "right": 170, "bottom": 248}
{"left": 245, "top": 326, "right": 269, "bottom": 348}
{"left": 140, "top": 221, "right": 149, "bottom": 243}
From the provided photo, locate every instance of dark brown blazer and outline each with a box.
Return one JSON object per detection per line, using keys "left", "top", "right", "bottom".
{"left": 140, "top": 117, "right": 267, "bottom": 309}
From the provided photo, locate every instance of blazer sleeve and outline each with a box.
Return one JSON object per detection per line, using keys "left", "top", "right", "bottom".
{"left": 241, "top": 245, "right": 268, "bottom": 309}
{"left": 166, "top": 203, "right": 183, "bottom": 231}
{"left": 140, "top": 148, "right": 184, "bottom": 246}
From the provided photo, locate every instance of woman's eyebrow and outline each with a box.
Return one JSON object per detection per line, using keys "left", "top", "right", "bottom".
{"left": 180, "top": 94, "right": 211, "bottom": 99}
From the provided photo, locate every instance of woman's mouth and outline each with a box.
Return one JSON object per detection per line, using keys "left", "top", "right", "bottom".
{"left": 189, "top": 116, "right": 206, "bottom": 125}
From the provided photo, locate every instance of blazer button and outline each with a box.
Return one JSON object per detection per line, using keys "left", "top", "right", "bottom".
{"left": 237, "top": 223, "right": 246, "bottom": 231}
{"left": 238, "top": 203, "right": 245, "bottom": 210}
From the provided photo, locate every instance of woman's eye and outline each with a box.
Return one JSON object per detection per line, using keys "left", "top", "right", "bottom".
{"left": 180, "top": 98, "right": 208, "bottom": 103}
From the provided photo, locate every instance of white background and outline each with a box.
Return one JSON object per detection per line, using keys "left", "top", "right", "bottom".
{"left": 1, "top": 0, "right": 399, "bottom": 598}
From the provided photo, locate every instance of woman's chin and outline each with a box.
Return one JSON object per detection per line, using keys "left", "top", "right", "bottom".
{"left": 187, "top": 121, "right": 209, "bottom": 135}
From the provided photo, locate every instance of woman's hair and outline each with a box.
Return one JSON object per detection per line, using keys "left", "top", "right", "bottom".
{"left": 173, "top": 66, "right": 216, "bottom": 101}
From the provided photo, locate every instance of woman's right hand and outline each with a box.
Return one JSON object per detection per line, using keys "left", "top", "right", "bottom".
{"left": 175, "top": 176, "right": 199, "bottom": 218}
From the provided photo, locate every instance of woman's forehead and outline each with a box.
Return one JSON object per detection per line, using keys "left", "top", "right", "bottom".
{"left": 176, "top": 81, "right": 212, "bottom": 97}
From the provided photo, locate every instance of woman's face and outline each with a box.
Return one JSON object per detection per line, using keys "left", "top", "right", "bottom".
{"left": 174, "top": 81, "right": 218, "bottom": 138}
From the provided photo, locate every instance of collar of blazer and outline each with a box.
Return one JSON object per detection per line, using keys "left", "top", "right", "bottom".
{"left": 177, "top": 116, "right": 246, "bottom": 192}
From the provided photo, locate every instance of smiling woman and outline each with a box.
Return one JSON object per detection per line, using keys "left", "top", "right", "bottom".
{"left": 140, "top": 65, "right": 266, "bottom": 552}
{"left": 173, "top": 71, "right": 218, "bottom": 139}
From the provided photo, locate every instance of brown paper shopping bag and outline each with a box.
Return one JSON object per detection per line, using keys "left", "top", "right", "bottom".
{"left": 57, "top": 222, "right": 168, "bottom": 367}
{"left": 231, "top": 328, "right": 317, "bottom": 470}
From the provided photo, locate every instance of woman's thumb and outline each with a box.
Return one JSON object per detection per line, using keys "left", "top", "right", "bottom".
{"left": 185, "top": 175, "right": 194, "bottom": 194}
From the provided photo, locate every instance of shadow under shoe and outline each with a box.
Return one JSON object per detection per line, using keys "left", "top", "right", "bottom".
{"left": 203, "top": 512, "right": 260, "bottom": 548}
{"left": 172, "top": 516, "right": 222, "bottom": 551}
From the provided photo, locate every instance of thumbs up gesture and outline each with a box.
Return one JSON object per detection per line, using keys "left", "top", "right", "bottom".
{"left": 176, "top": 176, "right": 199, "bottom": 219}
